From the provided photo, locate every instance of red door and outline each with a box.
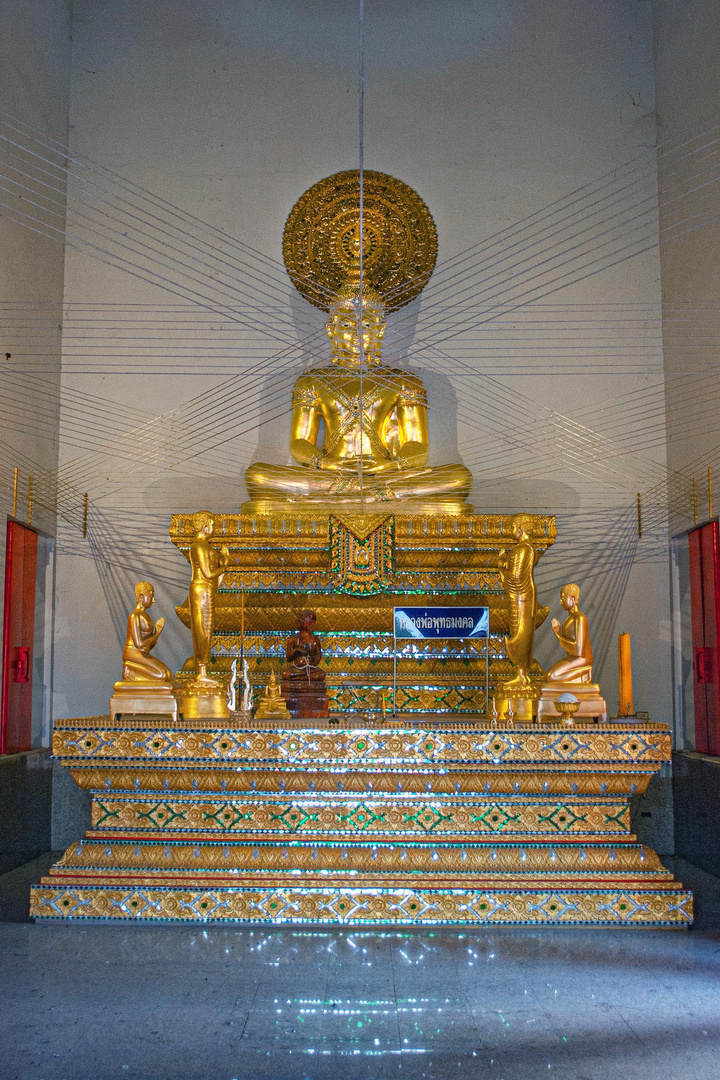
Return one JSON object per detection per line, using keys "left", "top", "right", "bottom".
{"left": 689, "top": 520, "right": 720, "bottom": 756}
{"left": 1, "top": 520, "right": 38, "bottom": 754}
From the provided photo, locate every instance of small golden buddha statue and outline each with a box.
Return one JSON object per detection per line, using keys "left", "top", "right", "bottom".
{"left": 110, "top": 582, "right": 177, "bottom": 722}
{"left": 254, "top": 670, "right": 291, "bottom": 721}
{"left": 537, "top": 583, "right": 607, "bottom": 721}
{"left": 244, "top": 284, "right": 473, "bottom": 515}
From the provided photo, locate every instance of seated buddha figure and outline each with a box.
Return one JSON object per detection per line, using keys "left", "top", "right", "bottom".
{"left": 244, "top": 284, "right": 473, "bottom": 514}
{"left": 281, "top": 609, "right": 329, "bottom": 718}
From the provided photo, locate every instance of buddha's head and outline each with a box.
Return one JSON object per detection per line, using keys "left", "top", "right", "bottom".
{"left": 326, "top": 284, "right": 386, "bottom": 367}
{"left": 297, "top": 609, "right": 317, "bottom": 632}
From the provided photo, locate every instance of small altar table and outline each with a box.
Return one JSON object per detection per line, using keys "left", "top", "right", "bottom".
{"left": 30, "top": 713, "right": 691, "bottom": 927}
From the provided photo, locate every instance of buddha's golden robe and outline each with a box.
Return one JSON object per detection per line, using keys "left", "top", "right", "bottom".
{"left": 244, "top": 289, "right": 473, "bottom": 514}
{"left": 245, "top": 363, "right": 472, "bottom": 513}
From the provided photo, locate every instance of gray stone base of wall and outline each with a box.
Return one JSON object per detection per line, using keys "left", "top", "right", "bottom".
{"left": 673, "top": 750, "right": 720, "bottom": 876}
{"left": 0, "top": 749, "right": 52, "bottom": 875}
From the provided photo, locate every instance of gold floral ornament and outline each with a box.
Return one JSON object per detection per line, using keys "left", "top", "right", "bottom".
{"left": 282, "top": 169, "right": 438, "bottom": 312}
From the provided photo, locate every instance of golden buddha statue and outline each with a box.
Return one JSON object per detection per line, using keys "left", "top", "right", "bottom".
{"left": 498, "top": 513, "right": 548, "bottom": 693}
{"left": 537, "top": 583, "right": 607, "bottom": 721}
{"left": 243, "top": 169, "right": 473, "bottom": 516}
{"left": 110, "top": 582, "right": 177, "bottom": 722}
{"left": 245, "top": 286, "right": 472, "bottom": 514}
{"left": 254, "top": 670, "right": 291, "bottom": 722}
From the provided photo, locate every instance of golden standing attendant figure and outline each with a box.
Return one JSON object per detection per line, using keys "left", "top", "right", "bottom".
{"left": 187, "top": 510, "right": 229, "bottom": 686}
{"left": 498, "top": 513, "right": 548, "bottom": 690}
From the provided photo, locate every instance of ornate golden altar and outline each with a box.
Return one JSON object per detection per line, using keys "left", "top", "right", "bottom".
{"left": 170, "top": 510, "right": 556, "bottom": 716}
{"left": 30, "top": 712, "right": 691, "bottom": 927}
{"left": 30, "top": 170, "right": 692, "bottom": 927}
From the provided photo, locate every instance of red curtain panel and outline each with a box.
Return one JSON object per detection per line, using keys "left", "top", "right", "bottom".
{"left": 689, "top": 520, "right": 720, "bottom": 756}
{"left": 1, "top": 520, "right": 38, "bottom": 754}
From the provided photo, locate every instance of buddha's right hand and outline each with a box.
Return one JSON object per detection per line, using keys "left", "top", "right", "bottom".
{"left": 290, "top": 437, "right": 324, "bottom": 467}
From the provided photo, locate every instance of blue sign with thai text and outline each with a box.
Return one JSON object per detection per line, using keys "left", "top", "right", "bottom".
{"left": 394, "top": 606, "right": 489, "bottom": 639}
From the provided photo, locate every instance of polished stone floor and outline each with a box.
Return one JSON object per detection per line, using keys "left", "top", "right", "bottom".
{"left": 1, "top": 855, "right": 719, "bottom": 1080}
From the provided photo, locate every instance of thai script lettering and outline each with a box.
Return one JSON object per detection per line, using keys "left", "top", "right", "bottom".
{"left": 394, "top": 606, "right": 489, "bottom": 639}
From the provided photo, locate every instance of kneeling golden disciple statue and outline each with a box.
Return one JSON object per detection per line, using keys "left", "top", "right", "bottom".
{"left": 243, "top": 169, "right": 473, "bottom": 516}
{"left": 110, "top": 582, "right": 177, "bottom": 722}
{"left": 537, "top": 583, "right": 607, "bottom": 721}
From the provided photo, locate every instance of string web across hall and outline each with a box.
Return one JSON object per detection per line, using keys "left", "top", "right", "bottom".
{"left": 2, "top": 3, "right": 720, "bottom": 669}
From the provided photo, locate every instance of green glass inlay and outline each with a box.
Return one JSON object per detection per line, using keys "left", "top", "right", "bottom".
{"left": 538, "top": 804, "right": 587, "bottom": 833}
{"left": 473, "top": 806, "right": 520, "bottom": 831}
{"left": 270, "top": 805, "right": 318, "bottom": 832}
{"left": 94, "top": 803, "right": 122, "bottom": 827}
{"left": 603, "top": 807, "right": 630, "bottom": 830}
{"left": 138, "top": 802, "right": 187, "bottom": 829}
{"left": 404, "top": 806, "right": 453, "bottom": 833}
{"left": 203, "top": 805, "right": 252, "bottom": 830}
{"left": 338, "top": 803, "right": 386, "bottom": 831}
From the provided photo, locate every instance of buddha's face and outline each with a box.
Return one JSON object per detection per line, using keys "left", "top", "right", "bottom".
{"left": 326, "top": 299, "right": 386, "bottom": 366}
{"left": 140, "top": 589, "right": 154, "bottom": 609}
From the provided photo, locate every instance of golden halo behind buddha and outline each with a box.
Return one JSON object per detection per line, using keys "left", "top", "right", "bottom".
{"left": 282, "top": 169, "right": 438, "bottom": 312}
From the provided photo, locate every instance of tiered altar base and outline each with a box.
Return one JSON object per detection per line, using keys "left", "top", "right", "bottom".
{"left": 170, "top": 512, "right": 557, "bottom": 715}
{"left": 31, "top": 713, "right": 692, "bottom": 928}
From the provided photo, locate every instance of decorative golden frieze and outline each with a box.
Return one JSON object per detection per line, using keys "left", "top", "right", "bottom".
{"left": 88, "top": 793, "right": 633, "bottom": 838}
{"left": 30, "top": 883, "right": 691, "bottom": 927}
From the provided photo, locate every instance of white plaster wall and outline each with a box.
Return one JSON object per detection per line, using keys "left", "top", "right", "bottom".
{"left": 654, "top": 0, "right": 720, "bottom": 492}
{"left": 53, "top": 0, "right": 671, "bottom": 720}
{"left": 0, "top": 0, "right": 72, "bottom": 733}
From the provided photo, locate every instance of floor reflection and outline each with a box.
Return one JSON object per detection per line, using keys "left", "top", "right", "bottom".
{"left": 0, "top": 855, "right": 718, "bottom": 1078}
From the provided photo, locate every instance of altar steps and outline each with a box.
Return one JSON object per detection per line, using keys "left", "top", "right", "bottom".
{"left": 30, "top": 714, "right": 692, "bottom": 927}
